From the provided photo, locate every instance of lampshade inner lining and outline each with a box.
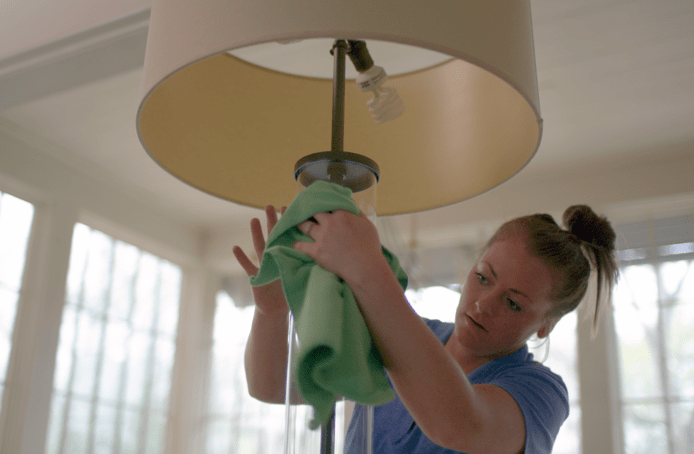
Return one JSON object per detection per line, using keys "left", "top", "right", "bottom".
{"left": 227, "top": 38, "right": 453, "bottom": 80}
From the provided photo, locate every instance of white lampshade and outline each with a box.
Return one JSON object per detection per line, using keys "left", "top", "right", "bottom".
{"left": 137, "top": 0, "right": 542, "bottom": 216}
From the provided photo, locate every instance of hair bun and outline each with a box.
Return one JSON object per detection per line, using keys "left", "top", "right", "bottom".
{"left": 563, "top": 205, "right": 616, "bottom": 251}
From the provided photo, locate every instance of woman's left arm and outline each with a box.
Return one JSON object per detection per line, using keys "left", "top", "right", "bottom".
{"left": 294, "top": 210, "right": 526, "bottom": 454}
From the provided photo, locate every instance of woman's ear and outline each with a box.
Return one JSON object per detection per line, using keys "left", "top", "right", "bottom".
{"left": 537, "top": 317, "right": 559, "bottom": 339}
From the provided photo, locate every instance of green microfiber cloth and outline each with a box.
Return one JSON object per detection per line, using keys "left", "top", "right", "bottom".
{"left": 250, "top": 181, "right": 406, "bottom": 429}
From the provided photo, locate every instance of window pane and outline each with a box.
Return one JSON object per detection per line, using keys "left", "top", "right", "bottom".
{"left": 109, "top": 242, "right": 139, "bottom": 320}
{"left": 680, "top": 262, "right": 694, "bottom": 302}
{"left": 66, "top": 223, "right": 91, "bottom": 306}
{"left": 82, "top": 230, "right": 113, "bottom": 313}
{"left": 623, "top": 403, "right": 668, "bottom": 454}
{"left": 146, "top": 411, "right": 167, "bottom": 454}
{"left": 93, "top": 403, "right": 117, "bottom": 454}
{"left": 47, "top": 223, "right": 181, "bottom": 454}
{"left": 208, "top": 291, "right": 344, "bottom": 453}
{"left": 660, "top": 261, "right": 690, "bottom": 299}
{"left": 0, "top": 287, "right": 19, "bottom": 382}
{"left": 614, "top": 265, "right": 662, "bottom": 399}
{"left": 98, "top": 320, "right": 129, "bottom": 403}
{"left": 406, "top": 286, "right": 459, "bottom": 322}
{"left": 0, "top": 193, "right": 34, "bottom": 289}
{"left": 157, "top": 262, "right": 181, "bottom": 336}
{"left": 553, "top": 407, "right": 581, "bottom": 454}
{"left": 133, "top": 254, "right": 158, "bottom": 330}
{"left": 667, "top": 303, "right": 694, "bottom": 397}
{"left": 120, "top": 409, "right": 142, "bottom": 454}
{"left": 53, "top": 305, "right": 77, "bottom": 394}
{"left": 615, "top": 228, "right": 694, "bottom": 454}
{"left": 206, "top": 417, "right": 232, "bottom": 454}
{"left": 672, "top": 400, "right": 694, "bottom": 454}
{"left": 45, "top": 394, "right": 66, "bottom": 454}
{"left": 0, "top": 192, "right": 34, "bottom": 417}
{"left": 125, "top": 330, "right": 150, "bottom": 406}
{"left": 532, "top": 312, "right": 580, "bottom": 454}
{"left": 71, "top": 310, "right": 101, "bottom": 399}
{"left": 150, "top": 338, "right": 175, "bottom": 411}
{"left": 64, "top": 397, "right": 91, "bottom": 453}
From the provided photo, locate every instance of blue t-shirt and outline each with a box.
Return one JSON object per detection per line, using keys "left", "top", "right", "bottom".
{"left": 345, "top": 318, "right": 569, "bottom": 453}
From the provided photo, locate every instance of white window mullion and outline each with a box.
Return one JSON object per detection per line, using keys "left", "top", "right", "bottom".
{"left": 163, "top": 267, "right": 215, "bottom": 454}
{"left": 655, "top": 265, "right": 676, "bottom": 454}
{"left": 136, "top": 257, "right": 160, "bottom": 454}
{"left": 110, "top": 250, "right": 141, "bottom": 454}
{"left": 87, "top": 235, "right": 117, "bottom": 454}
{"left": 577, "top": 297, "right": 624, "bottom": 454}
{"left": 1, "top": 201, "right": 78, "bottom": 454}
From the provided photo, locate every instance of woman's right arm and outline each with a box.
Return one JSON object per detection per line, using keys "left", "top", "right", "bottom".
{"left": 233, "top": 205, "right": 290, "bottom": 404}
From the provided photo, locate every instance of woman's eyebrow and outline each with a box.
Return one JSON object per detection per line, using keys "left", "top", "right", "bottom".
{"left": 509, "top": 288, "right": 529, "bottom": 299}
{"left": 487, "top": 262, "right": 529, "bottom": 299}
{"left": 485, "top": 262, "right": 497, "bottom": 279}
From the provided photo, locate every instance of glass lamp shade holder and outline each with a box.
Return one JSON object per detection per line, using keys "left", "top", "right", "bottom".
{"left": 284, "top": 40, "right": 381, "bottom": 454}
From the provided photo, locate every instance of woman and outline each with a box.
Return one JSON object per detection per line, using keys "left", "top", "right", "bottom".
{"left": 234, "top": 204, "right": 618, "bottom": 453}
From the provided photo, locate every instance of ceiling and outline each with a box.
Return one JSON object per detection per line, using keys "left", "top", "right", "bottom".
{"left": 1, "top": 0, "right": 693, "bottom": 237}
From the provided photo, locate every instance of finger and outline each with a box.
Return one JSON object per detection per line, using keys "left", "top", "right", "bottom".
{"left": 292, "top": 240, "right": 315, "bottom": 259}
{"left": 311, "top": 211, "right": 330, "bottom": 223}
{"left": 280, "top": 206, "right": 287, "bottom": 215}
{"left": 250, "top": 217, "right": 266, "bottom": 257}
{"left": 233, "top": 246, "right": 259, "bottom": 277}
{"left": 265, "top": 205, "right": 279, "bottom": 233}
{"left": 296, "top": 221, "right": 311, "bottom": 236}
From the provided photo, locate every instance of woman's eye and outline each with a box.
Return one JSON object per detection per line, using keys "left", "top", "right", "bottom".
{"left": 508, "top": 299, "right": 522, "bottom": 312}
{"left": 476, "top": 273, "right": 488, "bottom": 284}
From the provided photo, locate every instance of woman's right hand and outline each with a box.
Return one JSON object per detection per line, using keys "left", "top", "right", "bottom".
{"left": 233, "top": 205, "right": 289, "bottom": 318}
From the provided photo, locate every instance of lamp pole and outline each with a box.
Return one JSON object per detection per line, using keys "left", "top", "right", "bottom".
{"left": 317, "top": 39, "right": 348, "bottom": 454}
{"left": 331, "top": 40, "right": 348, "bottom": 154}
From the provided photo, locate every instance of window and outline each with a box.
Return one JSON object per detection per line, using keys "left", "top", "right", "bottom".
{"left": 207, "top": 291, "right": 344, "bottom": 453}
{"left": 535, "top": 311, "right": 579, "bottom": 454}
{"left": 407, "top": 285, "right": 580, "bottom": 454}
{"left": 614, "top": 242, "right": 694, "bottom": 454}
{"left": 45, "top": 223, "right": 182, "bottom": 454}
{"left": 0, "top": 192, "right": 35, "bottom": 416}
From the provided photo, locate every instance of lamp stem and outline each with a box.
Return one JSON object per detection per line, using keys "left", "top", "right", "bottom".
{"left": 331, "top": 40, "right": 348, "bottom": 153}
{"left": 320, "top": 404, "right": 336, "bottom": 454}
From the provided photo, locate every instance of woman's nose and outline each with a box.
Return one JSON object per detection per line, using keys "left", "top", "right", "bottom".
{"left": 474, "top": 294, "right": 495, "bottom": 315}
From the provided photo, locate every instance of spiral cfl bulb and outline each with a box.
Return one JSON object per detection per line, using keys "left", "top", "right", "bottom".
{"left": 367, "top": 85, "right": 405, "bottom": 125}
{"left": 354, "top": 65, "right": 405, "bottom": 125}
{"left": 345, "top": 39, "right": 404, "bottom": 125}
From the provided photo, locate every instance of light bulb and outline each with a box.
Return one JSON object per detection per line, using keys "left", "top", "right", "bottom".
{"left": 354, "top": 65, "right": 405, "bottom": 125}
{"left": 367, "top": 86, "right": 404, "bottom": 125}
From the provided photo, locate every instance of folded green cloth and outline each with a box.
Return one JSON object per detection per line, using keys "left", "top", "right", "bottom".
{"left": 250, "top": 181, "right": 407, "bottom": 428}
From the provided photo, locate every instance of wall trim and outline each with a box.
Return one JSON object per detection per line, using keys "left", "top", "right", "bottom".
{"left": 0, "top": 8, "right": 150, "bottom": 110}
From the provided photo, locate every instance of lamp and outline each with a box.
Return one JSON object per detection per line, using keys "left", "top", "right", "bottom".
{"left": 137, "top": 2, "right": 542, "bottom": 452}
{"left": 136, "top": 0, "right": 542, "bottom": 217}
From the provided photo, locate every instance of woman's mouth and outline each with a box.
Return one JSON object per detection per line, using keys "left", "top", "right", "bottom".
{"left": 468, "top": 315, "right": 487, "bottom": 332}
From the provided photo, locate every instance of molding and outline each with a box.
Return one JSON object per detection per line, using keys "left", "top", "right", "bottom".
{"left": 0, "top": 119, "right": 203, "bottom": 266}
{"left": 604, "top": 192, "right": 694, "bottom": 226}
{"left": 0, "top": 8, "right": 150, "bottom": 110}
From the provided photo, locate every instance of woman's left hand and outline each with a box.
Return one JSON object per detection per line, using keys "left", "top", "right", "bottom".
{"left": 293, "top": 210, "right": 386, "bottom": 286}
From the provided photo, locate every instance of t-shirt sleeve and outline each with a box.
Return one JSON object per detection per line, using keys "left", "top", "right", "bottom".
{"left": 422, "top": 318, "right": 455, "bottom": 343}
{"left": 489, "top": 365, "right": 570, "bottom": 454}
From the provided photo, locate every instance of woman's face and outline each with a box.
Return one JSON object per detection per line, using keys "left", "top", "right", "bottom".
{"left": 451, "top": 234, "right": 557, "bottom": 363}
